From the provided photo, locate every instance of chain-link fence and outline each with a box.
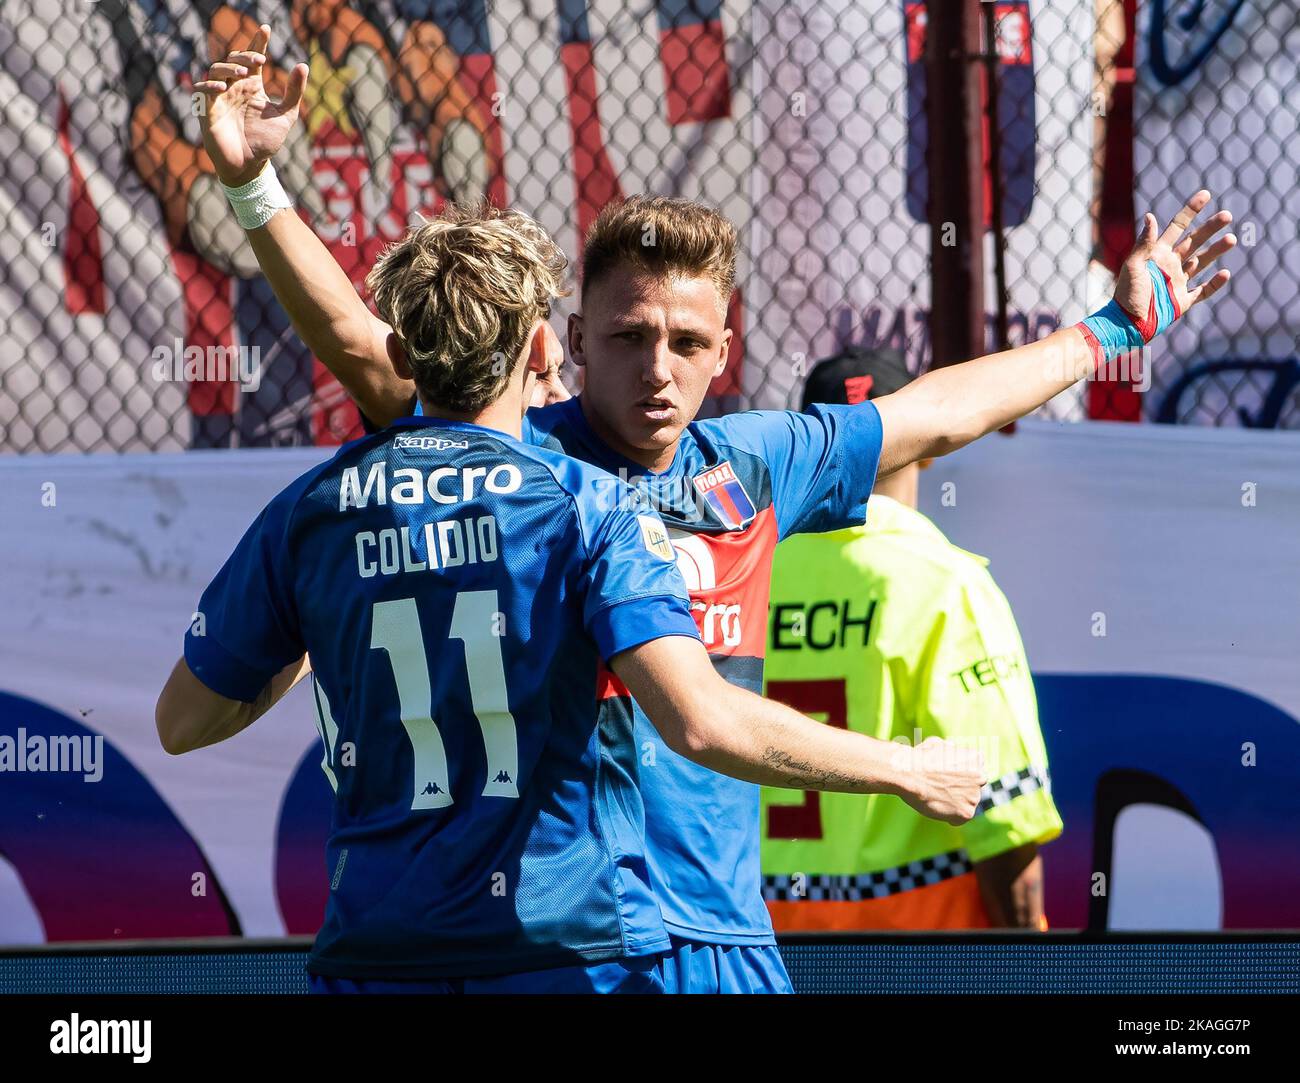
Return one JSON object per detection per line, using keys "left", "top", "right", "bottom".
{"left": 0, "top": 0, "right": 1294, "bottom": 453}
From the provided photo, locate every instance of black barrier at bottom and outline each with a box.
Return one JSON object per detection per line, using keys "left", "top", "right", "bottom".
{"left": 1, "top": 935, "right": 1296, "bottom": 995}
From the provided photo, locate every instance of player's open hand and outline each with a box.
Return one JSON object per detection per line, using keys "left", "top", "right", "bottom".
{"left": 1112, "top": 190, "right": 1235, "bottom": 336}
{"left": 895, "top": 737, "right": 985, "bottom": 826}
{"left": 194, "top": 24, "right": 308, "bottom": 188}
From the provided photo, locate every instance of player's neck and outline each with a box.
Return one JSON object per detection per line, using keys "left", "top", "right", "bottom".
{"left": 416, "top": 395, "right": 526, "bottom": 442}
{"left": 872, "top": 464, "right": 918, "bottom": 509}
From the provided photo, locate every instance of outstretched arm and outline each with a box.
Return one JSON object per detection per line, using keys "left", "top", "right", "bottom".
{"left": 195, "top": 25, "right": 415, "bottom": 426}
{"left": 873, "top": 190, "right": 1235, "bottom": 475}
{"left": 612, "top": 636, "right": 984, "bottom": 825}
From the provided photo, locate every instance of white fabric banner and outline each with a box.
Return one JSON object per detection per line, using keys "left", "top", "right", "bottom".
{"left": 921, "top": 420, "right": 1300, "bottom": 928}
{"left": 0, "top": 448, "right": 331, "bottom": 942}
{"left": 2, "top": 423, "right": 1299, "bottom": 942}
{"left": 922, "top": 421, "right": 1300, "bottom": 713}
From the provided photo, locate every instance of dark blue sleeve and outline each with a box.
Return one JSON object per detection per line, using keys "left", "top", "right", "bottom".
{"left": 575, "top": 484, "right": 701, "bottom": 662}
{"left": 712, "top": 402, "right": 883, "bottom": 539}
{"left": 183, "top": 493, "right": 304, "bottom": 702}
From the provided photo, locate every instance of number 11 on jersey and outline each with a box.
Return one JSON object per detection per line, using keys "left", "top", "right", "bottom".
{"left": 371, "top": 591, "right": 521, "bottom": 810}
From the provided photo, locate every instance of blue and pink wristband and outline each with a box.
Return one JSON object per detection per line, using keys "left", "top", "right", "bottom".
{"left": 1075, "top": 259, "right": 1181, "bottom": 368}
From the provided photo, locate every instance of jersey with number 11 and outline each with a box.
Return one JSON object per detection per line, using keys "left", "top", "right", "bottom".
{"left": 184, "top": 417, "right": 699, "bottom": 979}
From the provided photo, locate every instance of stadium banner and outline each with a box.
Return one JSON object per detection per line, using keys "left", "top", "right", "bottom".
{"left": 0, "top": 0, "right": 1101, "bottom": 452}
{"left": 3, "top": 0, "right": 1288, "bottom": 445}
{"left": 1135, "top": 0, "right": 1298, "bottom": 426}
{"left": 0, "top": 0, "right": 755, "bottom": 451}
{"left": 2, "top": 423, "right": 1298, "bottom": 943}
{"left": 747, "top": 0, "right": 1093, "bottom": 415}
{"left": 920, "top": 421, "right": 1300, "bottom": 931}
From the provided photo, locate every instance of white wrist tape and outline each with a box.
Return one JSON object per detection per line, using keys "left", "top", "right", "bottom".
{"left": 221, "top": 163, "right": 292, "bottom": 231}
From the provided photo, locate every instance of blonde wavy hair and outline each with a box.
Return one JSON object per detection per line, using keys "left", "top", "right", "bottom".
{"left": 367, "top": 203, "right": 569, "bottom": 414}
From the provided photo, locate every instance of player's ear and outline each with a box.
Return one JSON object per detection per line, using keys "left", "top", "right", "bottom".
{"left": 525, "top": 321, "right": 550, "bottom": 375}
{"left": 568, "top": 310, "right": 587, "bottom": 368}
{"left": 713, "top": 325, "right": 731, "bottom": 378}
{"left": 386, "top": 333, "right": 413, "bottom": 380}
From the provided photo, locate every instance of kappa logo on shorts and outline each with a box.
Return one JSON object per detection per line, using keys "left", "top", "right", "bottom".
{"left": 692, "top": 461, "right": 756, "bottom": 529}
{"left": 394, "top": 434, "right": 470, "bottom": 451}
{"left": 637, "top": 515, "right": 676, "bottom": 561}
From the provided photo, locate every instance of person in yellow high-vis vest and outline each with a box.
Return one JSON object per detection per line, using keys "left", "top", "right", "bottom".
{"left": 761, "top": 348, "right": 1063, "bottom": 930}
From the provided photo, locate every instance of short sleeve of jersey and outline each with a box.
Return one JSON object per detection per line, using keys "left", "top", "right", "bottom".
{"left": 184, "top": 490, "right": 305, "bottom": 702}
{"left": 712, "top": 403, "right": 883, "bottom": 539}
{"left": 573, "top": 481, "right": 701, "bottom": 662}
{"left": 916, "top": 571, "right": 1063, "bottom": 863}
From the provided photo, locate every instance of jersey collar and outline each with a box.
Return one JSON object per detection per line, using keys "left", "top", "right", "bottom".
{"left": 388, "top": 414, "right": 526, "bottom": 446}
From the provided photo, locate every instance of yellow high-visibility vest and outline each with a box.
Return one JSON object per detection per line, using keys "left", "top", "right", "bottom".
{"left": 761, "top": 495, "right": 1063, "bottom": 929}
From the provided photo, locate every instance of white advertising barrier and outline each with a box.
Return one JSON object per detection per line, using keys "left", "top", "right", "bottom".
{"left": 920, "top": 420, "right": 1300, "bottom": 719}
{"left": 920, "top": 420, "right": 1300, "bottom": 928}
{"left": 1, "top": 423, "right": 1298, "bottom": 943}
{"left": 0, "top": 448, "right": 331, "bottom": 943}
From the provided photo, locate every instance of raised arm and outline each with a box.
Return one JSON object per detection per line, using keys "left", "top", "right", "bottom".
{"left": 195, "top": 25, "right": 415, "bottom": 426}
{"left": 244, "top": 203, "right": 409, "bottom": 423}
{"left": 613, "top": 636, "right": 984, "bottom": 825}
{"left": 872, "top": 190, "right": 1235, "bottom": 476}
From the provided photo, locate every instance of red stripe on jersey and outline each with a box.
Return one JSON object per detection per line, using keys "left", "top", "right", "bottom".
{"left": 677, "top": 505, "right": 779, "bottom": 657}
{"left": 597, "top": 663, "right": 631, "bottom": 700}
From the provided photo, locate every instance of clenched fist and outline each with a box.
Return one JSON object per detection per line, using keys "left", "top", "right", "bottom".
{"left": 893, "top": 736, "right": 986, "bottom": 826}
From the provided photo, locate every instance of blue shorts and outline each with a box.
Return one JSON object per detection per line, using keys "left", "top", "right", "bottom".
{"left": 660, "top": 936, "right": 793, "bottom": 994}
{"left": 308, "top": 954, "right": 665, "bottom": 994}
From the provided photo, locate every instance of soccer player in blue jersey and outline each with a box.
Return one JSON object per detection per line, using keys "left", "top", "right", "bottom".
{"left": 192, "top": 29, "right": 1235, "bottom": 993}
{"left": 155, "top": 202, "right": 984, "bottom": 992}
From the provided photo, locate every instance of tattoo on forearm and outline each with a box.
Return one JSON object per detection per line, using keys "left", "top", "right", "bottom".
{"left": 760, "top": 747, "right": 858, "bottom": 791}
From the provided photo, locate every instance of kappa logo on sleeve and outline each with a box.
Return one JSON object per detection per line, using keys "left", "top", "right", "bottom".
{"left": 692, "top": 461, "right": 756, "bottom": 529}
{"left": 637, "top": 515, "right": 677, "bottom": 561}
{"left": 393, "top": 434, "right": 470, "bottom": 451}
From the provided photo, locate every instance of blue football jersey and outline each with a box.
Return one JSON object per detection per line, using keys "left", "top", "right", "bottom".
{"left": 185, "top": 417, "right": 699, "bottom": 978}
{"left": 522, "top": 396, "right": 883, "bottom": 944}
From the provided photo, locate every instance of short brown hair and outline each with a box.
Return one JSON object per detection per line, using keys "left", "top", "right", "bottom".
{"left": 581, "top": 196, "right": 736, "bottom": 315}
{"left": 367, "top": 203, "right": 568, "bottom": 414}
